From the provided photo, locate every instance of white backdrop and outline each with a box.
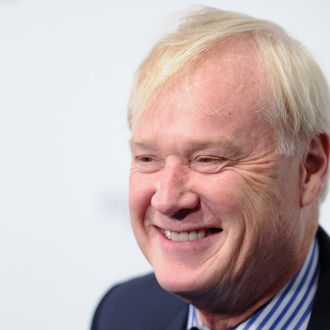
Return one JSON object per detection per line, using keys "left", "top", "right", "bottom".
{"left": 0, "top": 1, "right": 329, "bottom": 329}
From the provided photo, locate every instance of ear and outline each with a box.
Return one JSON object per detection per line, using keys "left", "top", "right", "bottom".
{"left": 301, "top": 134, "right": 330, "bottom": 206}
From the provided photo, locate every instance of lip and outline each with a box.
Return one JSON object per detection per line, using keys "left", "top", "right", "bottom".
{"left": 151, "top": 225, "right": 224, "bottom": 252}
{"left": 158, "top": 226, "right": 222, "bottom": 241}
{"left": 153, "top": 224, "right": 223, "bottom": 234}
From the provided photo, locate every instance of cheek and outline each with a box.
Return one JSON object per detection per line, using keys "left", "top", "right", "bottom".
{"left": 200, "top": 171, "right": 251, "bottom": 220}
{"left": 233, "top": 173, "right": 298, "bottom": 263}
{"left": 129, "top": 173, "right": 156, "bottom": 255}
{"left": 129, "top": 173, "right": 154, "bottom": 219}
{"left": 203, "top": 170, "right": 283, "bottom": 244}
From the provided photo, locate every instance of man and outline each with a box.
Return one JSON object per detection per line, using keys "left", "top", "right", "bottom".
{"left": 92, "top": 7, "right": 330, "bottom": 330}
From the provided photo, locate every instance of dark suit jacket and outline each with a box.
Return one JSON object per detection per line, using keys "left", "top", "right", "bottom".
{"left": 91, "top": 227, "right": 330, "bottom": 330}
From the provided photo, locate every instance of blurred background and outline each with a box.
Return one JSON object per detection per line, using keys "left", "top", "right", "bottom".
{"left": 0, "top": 0, "right": 329, "bottom": 329}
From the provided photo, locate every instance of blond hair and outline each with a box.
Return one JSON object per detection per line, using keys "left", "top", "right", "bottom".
{"left": 128, "top": 6, "right": 330, "bottom": 155}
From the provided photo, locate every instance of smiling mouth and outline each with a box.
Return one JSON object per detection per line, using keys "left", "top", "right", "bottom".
{"left": 162, "top": 228, "right": 222, "bottom": 242}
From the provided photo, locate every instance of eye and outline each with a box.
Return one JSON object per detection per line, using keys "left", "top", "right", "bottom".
{"left": 196, "top": 156, "right": 219, "bottom": 163}
{"left": 136, "top": 156, "right": 154, "bottom": 163}
{"left": 191, "top": 155, "right": 227, "bottom": 173}
{"left": 132, "top": 155, "right": 162, "bottom": 173}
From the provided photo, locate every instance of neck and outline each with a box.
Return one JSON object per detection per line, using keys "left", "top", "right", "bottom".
{"left": 196, "top": 229, "right": 318, "bottom": 330}
{"left": 196, "top": 285, "right": 283, "bottom": 330}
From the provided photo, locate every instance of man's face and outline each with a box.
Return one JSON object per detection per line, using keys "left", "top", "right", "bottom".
{"left": 129, "top": 42, "right": 309, "bottom": 312}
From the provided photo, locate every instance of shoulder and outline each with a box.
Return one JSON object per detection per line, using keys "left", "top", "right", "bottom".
{"left": 91, "top": 273, "right": 188, "bottom": 330}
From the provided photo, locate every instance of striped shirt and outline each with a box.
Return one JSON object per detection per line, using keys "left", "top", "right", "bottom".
{"left": 187, "top": 239, "right": 319, "bottom": 330}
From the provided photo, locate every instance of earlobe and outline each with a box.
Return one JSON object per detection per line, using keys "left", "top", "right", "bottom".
{"left": 301, "top": 134, "right": 330, "bottom": 206}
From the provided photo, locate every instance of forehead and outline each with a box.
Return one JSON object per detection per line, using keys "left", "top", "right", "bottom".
{"left": 132, "top": 39, "right": 271, "bottom": 128}
{"left": 187, "top": 40, "right": 266, "bottom": 114}
{"left": 131, "top": 40, "right": 276, "bottom": 152}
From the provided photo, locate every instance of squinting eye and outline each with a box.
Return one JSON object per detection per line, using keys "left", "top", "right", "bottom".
{"left": 196, "top": 156, "right": 224, "bottom": 164}
{"left": 197, "top": 157, "right": 218, "bottom": 163}
{"left": 136, "top": 156, "right": 154, "bottom": 163}
{"left": 191, "top": 156, "right": 227, "bottom": 173}
{"left": 133, "top": 155, "right": 162, "bottom": 173}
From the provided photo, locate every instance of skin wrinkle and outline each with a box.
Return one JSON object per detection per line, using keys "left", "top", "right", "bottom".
{"left": 130, "top": 137, "right": 242, "bottom": 159}
{"left": 134, "top": 117, "right": 268, "bottom": 161}
{"left": 184, "top": 176, "right": 296, "bottom": 326}
{"left": 137, "top": 134, "right": 300, "bottom": 312}
{"left": 185, "top": 157, "right": 288, "bottom": 312}
{"left": 129, "top": 38, "right": 325, "bottom": 329}
{"left": 238, "top": 157, "right": 300, "bottom": 241}
{"left": 125, "top": 8, "right": 330, "bottom": 329}
{"left": 192, "top": 158, "right": 304, "bottom": 325}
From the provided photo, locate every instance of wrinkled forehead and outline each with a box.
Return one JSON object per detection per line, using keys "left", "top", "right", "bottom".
{"left": 131, "top": 39, "right": 273, "bottom": 129}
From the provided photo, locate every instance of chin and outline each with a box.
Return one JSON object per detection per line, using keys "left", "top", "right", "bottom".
{"left": 154, "top": 265, "right": 214, "bottom": 297}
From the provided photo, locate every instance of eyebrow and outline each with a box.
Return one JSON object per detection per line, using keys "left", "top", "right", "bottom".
{"left": 130, "top": 137, "right": 240, "bottom": 153}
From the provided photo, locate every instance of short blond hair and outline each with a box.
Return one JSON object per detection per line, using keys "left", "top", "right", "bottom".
{"left": 128, "top": 6, "right": 330, "bottom": 155}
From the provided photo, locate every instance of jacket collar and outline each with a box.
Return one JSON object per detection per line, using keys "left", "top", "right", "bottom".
{"left": 163, "top": 304, "right": 188, "bottom": 330}
{"left": 307, "top": 226, "right": 330, "bottom": 329}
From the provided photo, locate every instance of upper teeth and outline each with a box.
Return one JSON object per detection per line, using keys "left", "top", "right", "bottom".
{"left": 164, "top": 229, "right": 207, "bottom": 241}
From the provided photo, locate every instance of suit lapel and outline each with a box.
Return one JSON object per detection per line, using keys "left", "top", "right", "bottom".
{"left": 164, "top": 304, "right": 189, "bottom": 330}
{"left": 307, "top": 227, "right": 330, "bottom": 330}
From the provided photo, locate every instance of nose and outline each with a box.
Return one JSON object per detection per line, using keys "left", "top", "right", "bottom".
{"left": 151, "top": 157, "right": 199, "bottom": 217}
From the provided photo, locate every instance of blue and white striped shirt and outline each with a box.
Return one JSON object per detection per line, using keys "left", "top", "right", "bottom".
{"left": 187, "top": 239, "right": 319, "bottom": 330}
